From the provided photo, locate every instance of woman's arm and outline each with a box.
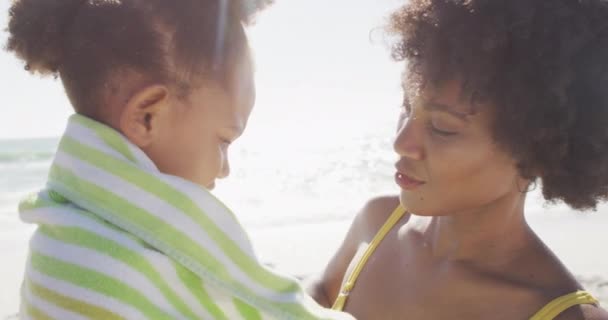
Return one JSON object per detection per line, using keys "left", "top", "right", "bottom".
{"left": 306, "top": 213, "right": 364, "bottom": 307}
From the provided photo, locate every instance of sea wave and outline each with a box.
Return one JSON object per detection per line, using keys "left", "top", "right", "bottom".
{"left": 0, "top": 138, "right": 59, "bottom": 165}
{"left": 0, "top": 150, "right": 55, "bottom": 164}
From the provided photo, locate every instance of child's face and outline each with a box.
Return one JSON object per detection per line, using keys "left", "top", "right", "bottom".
{"left": 148, "top": 52, "right": 255, "bottom": 189}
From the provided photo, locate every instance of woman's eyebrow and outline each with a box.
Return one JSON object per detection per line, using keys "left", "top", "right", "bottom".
{"left": 425, "top": 102, "right": 471, "bottom": 121}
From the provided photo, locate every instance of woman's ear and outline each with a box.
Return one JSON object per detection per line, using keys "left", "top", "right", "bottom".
{"left": 516, "top": 176, "right": 538, "bottom": 194}
{"left": 119, "top": 85, "right": 170, "bottom": 148}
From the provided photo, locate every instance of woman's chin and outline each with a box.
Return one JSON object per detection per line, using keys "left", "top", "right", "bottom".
{"left": 399, "top": 192, "right": 443, "bottom": 217}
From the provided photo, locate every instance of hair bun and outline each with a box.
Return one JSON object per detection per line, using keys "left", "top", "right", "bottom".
{"left": 6, "top": 0, "right": 85, "bottom": 75}
{"left": 238, "top": 0, "right": 274, "bottom": 24}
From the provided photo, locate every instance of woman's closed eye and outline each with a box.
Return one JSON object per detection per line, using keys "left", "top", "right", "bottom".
{"left": 429, "top": 119, "right": 460, "bottom": 137}
{"left": 430, "top": 126, "right": 458, "bottom": 137}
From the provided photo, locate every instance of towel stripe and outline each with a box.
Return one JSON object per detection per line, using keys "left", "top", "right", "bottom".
{"left": 24, "top": 281, "right": 91, "bottom": 320}
{"left": 175, "top": 262, "right": 230, "bottom": 320}
{"left": 30, "top": 252, "right": 176, "bottom": 320}
{"left": 38, "top": 225, "right": 197, "bottom": 319}
{"left": 27, "top": 279, "right": 124, "bottom": 320}
{"left": 22, "top": 301, "right": 54, "bottom": 320}
{"left": 234, "top": 297, "right": 264, "bottom": 320}
{"left": 31, "top": 231, "right": 181, "bottom": 317}
{"left": 71, "top": 115, "right": 137, "bottom": 163}
{"left": 27, "top": 267, "right": 147, "bottom": 319}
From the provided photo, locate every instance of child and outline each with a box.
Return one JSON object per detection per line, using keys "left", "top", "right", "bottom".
{"left": 7, "top": 0, "right": 354, "bottom": 319}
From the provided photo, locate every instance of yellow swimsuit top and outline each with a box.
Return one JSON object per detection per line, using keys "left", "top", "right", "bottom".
{"left": 331, "top": 205, "right": 599, "bottom": 320}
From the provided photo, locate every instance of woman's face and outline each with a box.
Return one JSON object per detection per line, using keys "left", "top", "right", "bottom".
{"left": 394, "top": 80, "right": 523, "bottom": 216}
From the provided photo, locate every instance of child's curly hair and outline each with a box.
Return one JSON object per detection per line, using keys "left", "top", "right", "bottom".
{"left": 6, "top": 0, "right": 272, "bottom": 115}
{"left": 388, "top": 0, "right": 608, "bottom": 210}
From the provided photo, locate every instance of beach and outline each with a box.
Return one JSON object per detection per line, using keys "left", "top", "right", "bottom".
{"left": 1, "top": 0, "right": 607, "bottom": 318}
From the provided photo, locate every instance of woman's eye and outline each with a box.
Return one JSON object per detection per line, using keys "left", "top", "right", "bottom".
{"left": 430, "top": 125, "right": 458, "bottom": 137}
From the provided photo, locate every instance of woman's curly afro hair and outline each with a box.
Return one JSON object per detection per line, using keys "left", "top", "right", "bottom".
{"left": 388, "top": 0, "right": 608, "bottom": 210}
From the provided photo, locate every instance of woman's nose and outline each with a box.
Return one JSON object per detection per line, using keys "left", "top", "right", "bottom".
{"left": 393, "top": 116, "right": 425, "bottom": 161}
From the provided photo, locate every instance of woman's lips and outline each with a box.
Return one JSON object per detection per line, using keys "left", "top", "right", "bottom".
{"left": 395, "top": 171, "right": 425, "bottom": 190}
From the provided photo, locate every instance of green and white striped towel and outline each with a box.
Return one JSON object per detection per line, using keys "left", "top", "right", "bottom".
{"left": 19, "top": 114, "right": 354, "bottom": 320}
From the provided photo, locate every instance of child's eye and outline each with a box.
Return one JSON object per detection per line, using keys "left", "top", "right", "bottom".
{"left": 220, "top": 138, "right": 232, "bottom": 147}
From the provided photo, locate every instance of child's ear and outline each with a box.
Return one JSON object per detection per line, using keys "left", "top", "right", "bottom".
{"left": 119, "top": 85, "right": 170, "bottom": 148}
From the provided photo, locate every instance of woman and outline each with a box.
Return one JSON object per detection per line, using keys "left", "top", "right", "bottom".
{"left": 309, "top": 0, "right": 608, "bottom": 319}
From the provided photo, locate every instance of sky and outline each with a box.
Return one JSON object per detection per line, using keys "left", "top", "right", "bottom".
{"left": 0, "top": 0, "right": 405, "bottom": 140}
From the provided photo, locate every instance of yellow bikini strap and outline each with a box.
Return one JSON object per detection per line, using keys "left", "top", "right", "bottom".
{"left": 529, "top": 291, "right": 599, "bottom": 320}
{"left": 332, "top": 205, "right": 407, "bottom": 311}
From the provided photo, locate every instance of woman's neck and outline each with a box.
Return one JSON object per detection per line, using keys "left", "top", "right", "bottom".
{"left": 419, "top": 191, "right": 533, "bottom": 266}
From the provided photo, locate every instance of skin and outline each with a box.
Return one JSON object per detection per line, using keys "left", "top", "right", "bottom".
{"left": 99, "top": 45, "right": 255, "bottom": 189}
{"left": 308, "top": 81, "right": 608, "bottom": 320}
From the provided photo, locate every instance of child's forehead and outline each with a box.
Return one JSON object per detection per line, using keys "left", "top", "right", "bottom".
{"left": 186, "top": 81, "right": 253, "bottom": 122}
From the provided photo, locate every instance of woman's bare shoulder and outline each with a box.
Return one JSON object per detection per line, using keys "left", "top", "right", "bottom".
{"left": 553, "top": 304, "right": 608, "bottom": 320}
{"left": 508, "top": 236, "right": 604, "bottom": 320}
{"left": 356, "top": 195, "right": 402, "bottom": 239}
